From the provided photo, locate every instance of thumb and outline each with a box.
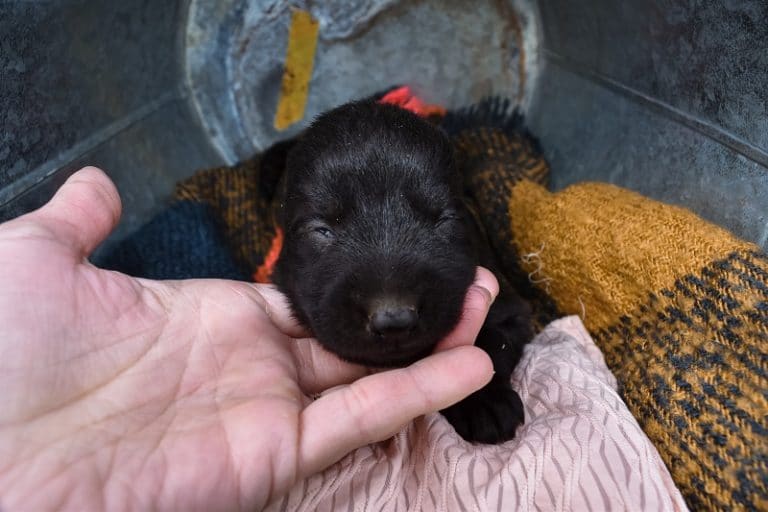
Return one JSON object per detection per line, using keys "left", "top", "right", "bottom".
{"left": 28, "top": 166, "right": 122, "bottom": 257}
{"left": 297, "top": 345, "right": 493, "bottom": 478}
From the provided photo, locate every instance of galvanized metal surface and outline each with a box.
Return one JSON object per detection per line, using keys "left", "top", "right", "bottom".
{"left": 529, "top": 0, "right": 768, "bottom": 247}
{"left": 1, "top": 0, "right": 766, "bottom": 249}
{"left": 0, "top": 0, "right": 221, "bottom": 244}
{"left": 185, "top": 0, "right": 532, "bottom": 162}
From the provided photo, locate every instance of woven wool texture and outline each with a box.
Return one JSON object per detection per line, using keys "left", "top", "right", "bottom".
{"left": 175, "top": 155, "right": 278, "bottom": 273}
{"left": 444, "top": 103, "right": 559, "bottom": 331}
{"left": 507, "top": 180, "right": 768, "bottom": 511}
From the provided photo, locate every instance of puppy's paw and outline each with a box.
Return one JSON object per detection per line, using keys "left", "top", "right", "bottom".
{"left": 441, "top": 383, "right": 524, "bottom": 444}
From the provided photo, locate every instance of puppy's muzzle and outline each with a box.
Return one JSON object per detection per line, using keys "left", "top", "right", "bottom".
{"left": 368, "top": 298, "right": 419, "bottom": 337}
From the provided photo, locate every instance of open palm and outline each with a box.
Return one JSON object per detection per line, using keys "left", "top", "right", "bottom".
{"left": 0, "top": 167, "right": 495, "bottom": 511}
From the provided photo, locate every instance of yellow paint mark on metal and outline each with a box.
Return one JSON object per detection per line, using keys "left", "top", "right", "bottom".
{"left": 273, "top": 9, "right": 319, "bottom": 131}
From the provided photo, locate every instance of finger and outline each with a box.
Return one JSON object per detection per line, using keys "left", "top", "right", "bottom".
{"left": 289, "top": 337, "right": 368, "bottom": 395}
{"left": 298, "top": 345, "right": 493, "bottom": 477}
{"left": 179, "top": 279, "right": 364, "bottom": 393}
{"left": 248, "top": 283, "right": 311, "bottom": 338}
{"left": 29, "top": 166, "right": 122, "bottom": 257}
{"left": 433, "top": 266, "right": 498, "bottom": 352}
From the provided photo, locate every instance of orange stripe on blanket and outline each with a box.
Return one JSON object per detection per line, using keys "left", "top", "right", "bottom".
{"left": 253, "top": 227, "right": 284, "bottom": 283}
{"left": 378, "top": 86, "right": 446, "bottom": 117}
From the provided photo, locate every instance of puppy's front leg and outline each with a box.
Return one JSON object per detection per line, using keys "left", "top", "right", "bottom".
{"left": 440, "top": 293, "right": 532, "bottom": 443}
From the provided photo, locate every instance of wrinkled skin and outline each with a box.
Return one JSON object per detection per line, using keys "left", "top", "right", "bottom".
{"left": 0, "top": 167, "right": 497, "bottom": 511}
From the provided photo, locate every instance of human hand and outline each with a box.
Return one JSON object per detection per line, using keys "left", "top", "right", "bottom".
{"left": 0, "top": 167, "right": 496, "bottom": 511}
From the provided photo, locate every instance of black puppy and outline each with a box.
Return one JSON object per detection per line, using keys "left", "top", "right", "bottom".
{"left": 272, "top": 100, "right": 533, "bottom": 443}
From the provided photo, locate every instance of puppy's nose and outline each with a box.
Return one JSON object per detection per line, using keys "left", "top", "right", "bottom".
{"left": 369, "top": 304, "right": 418, "bottom": 336}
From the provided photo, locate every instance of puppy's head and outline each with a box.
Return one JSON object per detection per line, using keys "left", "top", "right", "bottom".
{"left": 273, "top": 101, "right": 476, "bottom": 366}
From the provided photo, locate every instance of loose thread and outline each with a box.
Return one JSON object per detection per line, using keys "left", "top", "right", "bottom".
{"left": 521, "top": 243, "right": 553, "bottom": 293}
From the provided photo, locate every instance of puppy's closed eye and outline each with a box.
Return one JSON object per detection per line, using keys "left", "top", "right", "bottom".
{"left": 436, "top": 209, "right": 461, "bottom": 227}
{"left": 302, "top": 219, "right": 336, "bottom": 245}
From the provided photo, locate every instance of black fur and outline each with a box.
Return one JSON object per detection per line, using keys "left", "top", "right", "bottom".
{"left": 272, "top": 100, "right": 533, "bottom": 443}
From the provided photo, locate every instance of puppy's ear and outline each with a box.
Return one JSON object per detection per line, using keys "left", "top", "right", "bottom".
{"left": 259, "top": 138, "right": 297, "bottom": 202}
{"left": 431, "top": 128, "right": 462, "bottom": 193}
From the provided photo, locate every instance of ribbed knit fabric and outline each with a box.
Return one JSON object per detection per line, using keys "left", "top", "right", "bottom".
{"left": 95, "top": 201, "right": 248, "bottom": 280}
{"left": 507, "top": 180, "right": 767, "bottom": 511}
{"left": 175, "top": 155, "right": 278, "bottom": 274}
{"left": 444, "top": 98, "right": 559, "bottom": 330}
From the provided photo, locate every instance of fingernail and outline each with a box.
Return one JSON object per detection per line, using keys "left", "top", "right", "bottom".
{"left": 472, "top": 285, "right": 496, "bottom": 307}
